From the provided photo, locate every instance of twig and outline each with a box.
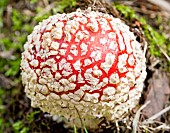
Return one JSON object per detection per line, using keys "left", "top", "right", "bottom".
{"left": 154, "top": 124, "right": 170, "bottom": 130}
{"left": 148, "top": 59, "right": 160, "bottom": 70}
{"left": 42, "top": 0, "right": 49, "bottom": 7}
{"left": 132, "top": 101, "right": 151, "bottom": 133}
{"left": 92, "top": 0, "right": 97, "bottom": 7}
{"left": 143, "top": 39, "right": 147, "bottom": 56}
{"left": 142, "top": 105, "right": 170, "bottom": 124}
{"left": 158, "top": 46, "right": 170, "bottom": 61}
{"left": 140, "top": 121, "right": 170, "bottom": 132}
{"left": 115, "top": 121, "right": 120, "bottom": 132}
{"left": 140, "top": 125, "right": 153, "bottom": 133}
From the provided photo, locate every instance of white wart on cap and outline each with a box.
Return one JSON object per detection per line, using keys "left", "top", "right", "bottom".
{"left": 21, "top": 8, "right": 147, "bottom": 128}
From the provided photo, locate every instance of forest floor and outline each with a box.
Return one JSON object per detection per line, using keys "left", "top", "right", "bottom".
{"left": 0, "top": 0, "right": 170, "bottom": 133}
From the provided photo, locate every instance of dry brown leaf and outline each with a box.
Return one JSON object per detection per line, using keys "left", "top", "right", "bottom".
{"left": 142, "top": 70, "right": 170, "bottom": 121}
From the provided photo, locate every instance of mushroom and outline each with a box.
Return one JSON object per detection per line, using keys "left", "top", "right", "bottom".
{"left": 21, "top": 8, "right": 147, "bottom": 128}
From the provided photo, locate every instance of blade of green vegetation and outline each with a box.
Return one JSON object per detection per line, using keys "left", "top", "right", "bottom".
{"left": 84, "top": 126, "right": 88, "bottom": 133}
{"left": 74, "top": 125, "right": 77, "bottom": 133}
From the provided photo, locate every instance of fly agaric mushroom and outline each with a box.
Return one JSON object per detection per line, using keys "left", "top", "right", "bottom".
{"left": 21, "top": 8, "right": 147, "bottom": 128}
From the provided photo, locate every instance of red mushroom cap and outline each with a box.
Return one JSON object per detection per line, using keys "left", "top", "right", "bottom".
{"left": 21, "top": 8, "right": 146, "bottom": 127}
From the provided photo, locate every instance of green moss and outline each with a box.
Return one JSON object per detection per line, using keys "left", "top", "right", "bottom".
{"left": 33, "top": 0, "right": 77, "bottom": 22}
{"left": 0, "top": 8, "right": 30, "bottom": 77}
{"left": 0, "top": 38, "right": 12, "bottom": 50}
{"left": 13, "top": 121, "right": 29, "bottom": 133}
{"left": 5, "top": 59, "right": 21, "bottom": 77}
{"left": 155, "top": 15, "right": 162, "bottom": 24}
{"left": 22, "top": 24, "right": 34, "bottom": 33}
{"left": 12, "top": 9, "right": 23, "bottom": 31}
{"left": 0, "top": 0, "right": 9, "bottom": 31}
{"left": 0, "top": 0, "right": 8, "bottom": 7}
{"left": 30, "top": 0, "right": 38, "bottom": 4}
{"left": 33, "top": 7, "right": 51, "bottom": 22}
{"left": 26, "top": 110, "right": 41, "bottom": 123}
{"left": 0, "top": 54, "right": 21, "bottom": 77}
{"left": 115, "top": 4, "right": 135, "bottom": 19}
{"left": 0, "top": 88, "right": 5, "bottom": 125}
{"left": 0, "top": 89, "right": 4, "bottom": 105}
{"left": 53, "top": 0, "right": 77, "bottom": 13}
{"left": 140, "top": 21, "right": 167, "bottom": 56}
{"left": 0, "top": 118, "right": 3, "bottom": 133}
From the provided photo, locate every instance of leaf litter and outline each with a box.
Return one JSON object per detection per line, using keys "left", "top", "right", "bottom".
{"left": 142, "top": 70, "right": 170, "bottom": 121}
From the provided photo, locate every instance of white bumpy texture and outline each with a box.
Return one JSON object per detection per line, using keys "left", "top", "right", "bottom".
{"left": 21, "top": 8, "right": 147, "bottom": 128}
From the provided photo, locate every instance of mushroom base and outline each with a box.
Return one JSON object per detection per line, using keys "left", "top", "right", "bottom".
{"left": 24, "top": 80, "right": 145, "bottom": 129}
